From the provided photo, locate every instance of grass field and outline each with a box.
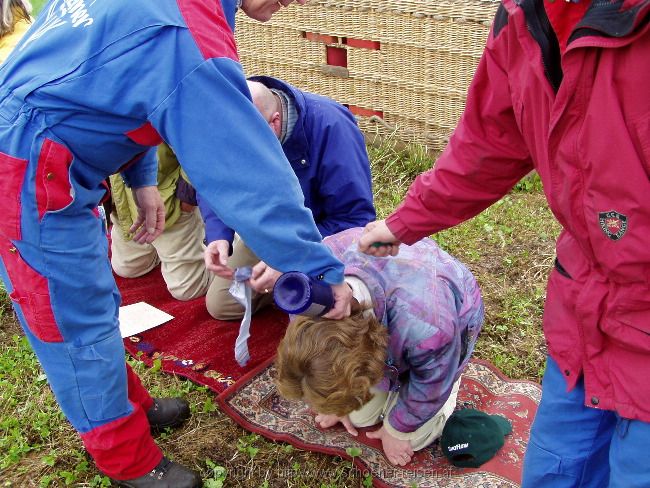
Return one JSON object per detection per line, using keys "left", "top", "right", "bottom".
{"left": 0, "top": 134, "right": 559, "bottom": 487}
{"left": 31, "top": 0, "right": 47, "bottom": 14}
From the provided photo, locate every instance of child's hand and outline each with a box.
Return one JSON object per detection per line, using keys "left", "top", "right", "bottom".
{"left": 367, "top": 426, "right": 414, "bottom": 466}
{"left": 314, "top": 413, "right": 358, "bottom": 436}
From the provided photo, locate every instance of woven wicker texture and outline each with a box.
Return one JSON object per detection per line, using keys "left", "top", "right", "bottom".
{"left": 236, "top": 0, "right": 499, "bottom": 149}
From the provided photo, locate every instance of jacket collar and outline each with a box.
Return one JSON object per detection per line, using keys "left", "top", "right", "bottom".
{"left": 509, "top": 0, "right": 649, "bottom": 91}
{"left": 511, "top": 0, "right": 650, "bottom": 40}
{"left": 247, "top": 76, "right": 310, "bottom": 168}
{"left": 571, "top": 0, "right": 650, "bottom": 42}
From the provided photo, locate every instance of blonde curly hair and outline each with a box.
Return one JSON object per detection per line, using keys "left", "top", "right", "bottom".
{"left": 1, "top": 0, "right": 31, "bottom": 38}
{"left": 275, "top": 310, "right": 388, "bottom": 416}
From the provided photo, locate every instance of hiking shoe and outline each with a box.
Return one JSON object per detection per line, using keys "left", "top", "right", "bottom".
{"left": 146, "top": 398, "right": 191, "bottom": 431}
{"left": 113, "top": 457, "right": 201, "bottom": 487}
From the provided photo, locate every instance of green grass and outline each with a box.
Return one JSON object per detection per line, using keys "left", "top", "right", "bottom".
{"left": 0, "top": 138, "right": 559, "bottom": 486}
{"left": 367, "top": 137, "right": 435, "bottom": 218}
{"left": 31, "top": 0, "right": 48, "bottom": 16}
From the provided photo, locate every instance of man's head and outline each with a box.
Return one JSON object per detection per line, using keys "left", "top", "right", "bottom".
{"left": 241, "top": 0, "right": 307, "bottom": 23}
{"left": 275, "top": 311, "right": 388, "bottom": 416}
{"left": 247, "top": 80, "right": 282, "bottom": 139}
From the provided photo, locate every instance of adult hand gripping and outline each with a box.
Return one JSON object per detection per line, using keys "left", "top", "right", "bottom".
{"left": 322, "top": 282, "right": 352, "bottom": 319}
{"left": 130, "top": 185, "right": 165, "bottom": 244}
{"left": 250, "top": 263, "right": 351, "bottom": 313}
{"left": 248, "top": 261, "right": 281, "bottom": 294}
{"left": 358, "top": 220, "right": 402, "bottom": 257}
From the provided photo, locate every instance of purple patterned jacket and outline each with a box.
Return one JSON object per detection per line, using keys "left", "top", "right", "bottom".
{"left": 324, "top": 228, "right": 484, "bottom": 433}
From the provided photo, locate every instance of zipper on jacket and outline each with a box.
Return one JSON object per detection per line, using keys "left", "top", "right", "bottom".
{"left": 378, "top": 358, "right": 400, "bottom": 422}
{"left": 518, "top": 0, "right": 563, "bottom": 92}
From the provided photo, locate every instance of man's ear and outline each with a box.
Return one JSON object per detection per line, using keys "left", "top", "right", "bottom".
{"left": 269, "top": 111, "right": 282, "bottom": 138}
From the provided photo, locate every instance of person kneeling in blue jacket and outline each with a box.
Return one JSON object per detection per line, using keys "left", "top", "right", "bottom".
{"left": 200, "top": 76, "right": 376, "bottom": 320}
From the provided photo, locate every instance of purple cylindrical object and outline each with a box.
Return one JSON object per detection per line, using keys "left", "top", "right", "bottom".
{"left": 273, "top": 271, "right": 334, "bottom": 317}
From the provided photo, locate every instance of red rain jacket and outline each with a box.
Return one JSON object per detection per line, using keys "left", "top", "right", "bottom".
{"left": 387, "top": 0, "right": 650, "bottom": 421}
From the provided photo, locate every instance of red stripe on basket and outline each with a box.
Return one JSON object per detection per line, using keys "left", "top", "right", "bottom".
{"left": 303, "top": 31, "right": 339, "bottom": 44}
{"left": 346, "top": 38, "right": 381, "bottom": 50}
{"left": 348, "top": 105, "right": 383, "bottom": 118}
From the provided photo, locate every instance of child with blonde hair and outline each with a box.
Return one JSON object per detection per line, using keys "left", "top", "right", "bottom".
{"left": 276, "top": 227, "right": 484, "bottom": 466}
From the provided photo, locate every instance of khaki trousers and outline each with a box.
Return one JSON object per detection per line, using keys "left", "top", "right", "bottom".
{"left": 110, "top": 208, "right": 211, "bottom": 301}
{"left": 349, "top": 378, "right": 461, "bottom": 450}
{"left": 204, "top": 235, "right": 273, "bottom": 320}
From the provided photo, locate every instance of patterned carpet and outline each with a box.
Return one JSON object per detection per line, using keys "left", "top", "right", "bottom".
{"left": 116, "top": 266, "right": 541, "bottom": 487}
{"left": 218, "top": 358, "right": 541, "bottom": 488}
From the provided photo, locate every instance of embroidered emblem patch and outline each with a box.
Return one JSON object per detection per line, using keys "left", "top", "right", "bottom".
{"left": 598, "top": 211, "right": 628, "bottom": 241}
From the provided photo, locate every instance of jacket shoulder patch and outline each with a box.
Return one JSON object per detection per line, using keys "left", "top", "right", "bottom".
{"left": 599, "top": 210, "right": 628, "bottom": 241}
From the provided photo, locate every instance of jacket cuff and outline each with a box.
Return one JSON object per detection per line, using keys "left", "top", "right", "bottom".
{"left": 121, "top": 148, "right": 158, "bottom": 188}
{"left": 386, "top": 213, "right": 421, "bottom": 245}
{"left": 207, "top": 228, "right": 235, "bottom": 247}
{"left": 320, "top": 267, "right": 345, "bottom": 286}
{"left": 122, "top": 170, "right": 157, "bottom": 189}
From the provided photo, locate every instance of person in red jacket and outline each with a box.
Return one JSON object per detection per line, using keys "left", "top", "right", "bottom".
{"left": 359, "top": 1, "right": 650, "bottom": 487}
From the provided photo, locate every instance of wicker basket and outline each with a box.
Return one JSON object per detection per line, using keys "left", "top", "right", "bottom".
{"left": 235, "top": 0, "right": 499, "bottom": 150}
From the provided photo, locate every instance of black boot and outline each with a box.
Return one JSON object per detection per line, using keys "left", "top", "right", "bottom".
{"left": 146, "top": 398, "right": 191, "bottom": 431}
{"left": 113, "top": 457, "right": 201, "bottom": 487}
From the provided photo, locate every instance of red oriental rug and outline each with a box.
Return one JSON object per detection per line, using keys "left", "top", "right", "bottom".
{"left": 117, "top": 266, "right": 541, "bottom": 487}
{"left": 218, "top": 358, "right": 541, "bottom": 488}
{"left": 116, "top": 266, "right": 289, "bottom": 393}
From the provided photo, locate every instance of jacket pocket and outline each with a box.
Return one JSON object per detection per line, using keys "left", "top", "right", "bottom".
{"left": 0, "top": 238, "right": 63, "bottom": 343}
{"left": 524, "top": 439, "right": 584, "bottom": 484}
{"left": 0, "top": 150, "right": 28, "bottom": 240}
{"left": 600, "top": 286, "right": 650, "bottom": 354}
{"left": 542, "top": 268, "right": 581, "bottom": 359}
{"left": 35, "top": 138, "right": 74, "bottom": 220}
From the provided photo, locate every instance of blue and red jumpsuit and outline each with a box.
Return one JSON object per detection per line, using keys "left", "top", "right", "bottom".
{"left": 0, "top": 0, "right": 343, "bottom": 479}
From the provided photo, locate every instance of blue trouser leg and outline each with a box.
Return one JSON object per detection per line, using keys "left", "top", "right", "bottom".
{"left": 18, "top": 211, "right": 131, "bottom": 433}
{"left": 608, "top": 417, "right": 650, "bottom": 488}
{"left": 0, "top": 110, "right": 164, "bottom": 479}
{"left": 0, "top": 208, "right": 161, "bottom": 479}
{"left": 522, "top": 357, "right": 615, "bottom": 488}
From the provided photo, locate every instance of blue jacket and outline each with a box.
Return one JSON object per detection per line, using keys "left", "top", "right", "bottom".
{"left": 199, "top": 76, "right": 376, "bottom": 245}
{"left": 0, "top": 0, "right": 344, "bottom": 284}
